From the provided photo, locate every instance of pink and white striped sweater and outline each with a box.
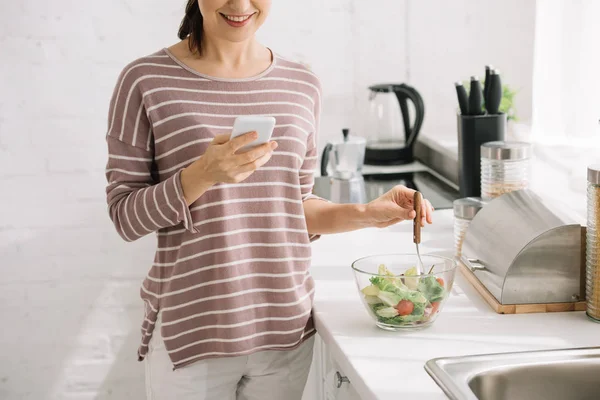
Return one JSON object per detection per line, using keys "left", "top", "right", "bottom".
{"left": 104, "top": 48, "right": 322, "bottom": 369}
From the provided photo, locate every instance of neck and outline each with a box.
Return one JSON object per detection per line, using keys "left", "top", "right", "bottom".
{"left": 194, "top": 34, "right": 265, "bottom": 68}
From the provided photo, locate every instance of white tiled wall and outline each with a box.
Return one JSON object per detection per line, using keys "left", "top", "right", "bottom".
{"left": 0, "top": 1, "right": 535, "bottom": 399}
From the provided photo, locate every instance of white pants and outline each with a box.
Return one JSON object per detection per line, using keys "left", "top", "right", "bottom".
{"left": 144, "top": 318, "right": 315, "bottom": 400}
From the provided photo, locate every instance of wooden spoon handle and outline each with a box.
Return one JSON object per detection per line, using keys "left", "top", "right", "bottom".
{"left": 413, "top": 191, "right": 422, "bottom": 244}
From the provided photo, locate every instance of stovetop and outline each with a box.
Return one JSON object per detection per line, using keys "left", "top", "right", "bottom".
{"left": 313, "top": 162, "right": 460, "bottom": 210}
{"left": 362, "top": 169, "right": 459, "bottom": 210}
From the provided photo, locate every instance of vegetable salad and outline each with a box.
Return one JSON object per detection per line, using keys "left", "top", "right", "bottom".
{"left": 360, "top": 264, "right": 447, "bottom": 326}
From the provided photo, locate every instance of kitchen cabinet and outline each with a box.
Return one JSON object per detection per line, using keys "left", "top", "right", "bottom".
{"left": 303, "top": 335, "right": 361, "bottom": 400}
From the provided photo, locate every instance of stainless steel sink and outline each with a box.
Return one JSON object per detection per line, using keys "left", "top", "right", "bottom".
{"left": 425, "top": 347, "right": 600, "bottom": 400}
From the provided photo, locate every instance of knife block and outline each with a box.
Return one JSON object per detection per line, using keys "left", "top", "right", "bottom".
{"left": 457, "top": 113, "right": 506, "bottom": 197}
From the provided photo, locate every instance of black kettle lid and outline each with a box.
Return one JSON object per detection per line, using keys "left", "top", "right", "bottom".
{"left": 369, "top": 83, "right": 410, "bottom": 93}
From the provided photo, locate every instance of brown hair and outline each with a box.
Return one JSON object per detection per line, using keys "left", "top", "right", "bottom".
{"left": 178, "top": 0, "right": 204, "bottom": 54}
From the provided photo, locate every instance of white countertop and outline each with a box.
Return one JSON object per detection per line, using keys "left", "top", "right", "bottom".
{"left": 309, "top": 210, "right": 599, "bottom": 400}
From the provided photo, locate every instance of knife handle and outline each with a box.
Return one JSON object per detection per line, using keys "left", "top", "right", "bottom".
{"left": 468, "top": 76, "right": 484, "bottom": 116}
{"left": 455, "top": 82, "right": 469, "bottom": 115}
{"left": 483, "top": 65, "right": 493, "bottom": 110}
{"left": 413, "top": 191, "right": 422, "bottom": 244}
{"left": 486, "top": 70, "right": 502, "bottom": 115}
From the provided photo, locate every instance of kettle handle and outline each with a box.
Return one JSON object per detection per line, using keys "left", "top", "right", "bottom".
{"left": 399, "top": 97, "right": 412, "bottom": 145}
{"left": 393, "top": 85, "right": 425, "bottom": 148}
{"left": 320, "top": 143, "right": 333, "bottom": 177}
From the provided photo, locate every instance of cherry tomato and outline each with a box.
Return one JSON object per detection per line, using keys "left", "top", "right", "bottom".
{"left": 431, "top": 301, "right": 441, "bottom": 314}
{"left": 436, "top": 277, "right": 445, "bottom": 287}
{"left": 396, "top": 300, "right": 414, "bottom": 316}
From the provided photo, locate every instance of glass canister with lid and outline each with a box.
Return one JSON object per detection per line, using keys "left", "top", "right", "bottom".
{"left": 587, "top": 165, "right": 600, "bottom": 322}
{"left": 480, "top": 141, "right": 532, "bottom": 200}
{"left": 453, "top": 197, "right": 486, "bottom": 258}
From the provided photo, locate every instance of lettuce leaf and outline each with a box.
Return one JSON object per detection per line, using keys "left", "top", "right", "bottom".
{"left": 370, "top": 269, "right": 409, "bottom": 294}
{"left": 364, "top": 295, "right": 383, "bottom": 305}
{"left": 376, "top": 313, "right": 426, "bottom": 325}
{"left": 417, "top": 276, "right": 446, "bottom": 303}
{"left": 361, "top": 284, "right": 380, "bottom": 296}
{"left": 404, "top": 267, "right": 420, "bottom": 290}
{"left": 406, "top": 291, "right": 428, "bottom": 304}
{"left": 376, "top": 306, "right": 400, "bottom": 318}
{"left": 377, "top": 291, "right": 404, "bottom": 307}
{"left": 411, "top": 300, "right": 427, "bottom": 316}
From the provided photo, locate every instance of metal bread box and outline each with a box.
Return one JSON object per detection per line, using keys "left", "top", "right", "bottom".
{"left": 460, "top": 189, "right": 585, "bottom": 305}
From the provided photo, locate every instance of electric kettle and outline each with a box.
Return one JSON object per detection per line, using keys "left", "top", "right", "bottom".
{"left": 320, "top": 128, "right": 366, "bottom": 204}
{"left": 364, "top": 83, "right": 425, "bottom": 165}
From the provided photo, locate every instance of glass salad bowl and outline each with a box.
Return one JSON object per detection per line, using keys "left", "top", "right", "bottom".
{"left": 351, "top": 254, "right": 457, "bottom": 331}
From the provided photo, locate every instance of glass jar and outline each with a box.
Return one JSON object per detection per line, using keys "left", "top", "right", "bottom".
{"left": 453, "top": 197, "right": 485, "bottom": 258}
{"left": 587, "top": 165, "right": 600, "bottom": 322}
{"left": 480, "top": 141, "right": 531, "bottom": 201}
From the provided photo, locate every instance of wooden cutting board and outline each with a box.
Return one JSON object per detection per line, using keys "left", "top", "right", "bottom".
{"left": 459, "top": 262, "right": 587, "bottom": 314}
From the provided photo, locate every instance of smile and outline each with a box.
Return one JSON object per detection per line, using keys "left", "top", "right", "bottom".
{"left": 220, "top": 12, "right": 256, "bottom": 27}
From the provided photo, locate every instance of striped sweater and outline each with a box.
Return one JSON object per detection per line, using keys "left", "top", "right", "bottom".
{"left": 104, "top": 48, "right": 322, "bottom": 369}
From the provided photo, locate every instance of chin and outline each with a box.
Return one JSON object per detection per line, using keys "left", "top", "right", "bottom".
{"left": 225, "top": 34, "right": 256, "bottom": 43}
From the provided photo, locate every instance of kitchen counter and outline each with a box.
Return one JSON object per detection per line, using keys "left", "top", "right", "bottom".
{"left": 309, "top": 209, "right": 599, "bottom": 400}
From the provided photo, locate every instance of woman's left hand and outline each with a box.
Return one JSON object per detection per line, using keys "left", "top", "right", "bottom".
{"left": 364, "top": 185, "right": 434, "bottom": 228}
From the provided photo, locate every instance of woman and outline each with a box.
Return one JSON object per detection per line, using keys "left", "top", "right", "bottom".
{"left": 105, "top": 0, "right": 433, "bottom": 399}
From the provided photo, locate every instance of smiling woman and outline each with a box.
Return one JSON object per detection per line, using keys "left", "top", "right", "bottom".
{"left": 103, "top": 1, "right": 433, "bottom": 399}
{"left": 179, "top": 0, "right": 270, "bottom": 54}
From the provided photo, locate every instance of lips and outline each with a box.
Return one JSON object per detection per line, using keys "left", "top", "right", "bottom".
{"left": 220, "top": 12, "right": 256, "bottom": 27}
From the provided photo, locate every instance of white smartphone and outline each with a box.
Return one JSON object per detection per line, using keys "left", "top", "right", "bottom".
{"left": 230, "top": 116, "right": 276, "bottom": 153}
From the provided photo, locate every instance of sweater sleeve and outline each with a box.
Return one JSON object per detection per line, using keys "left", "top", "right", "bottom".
{"left": 299, "top": 75, "right": 326, "bottom": 202}
{"left": 298, "top": 74, "right": 328, "bottom": 241}
{"left": 299, "top": 130, "right": 320, "bottom": 202}
{"left": 104, "top": 64, "right": 197, "bottom": 242}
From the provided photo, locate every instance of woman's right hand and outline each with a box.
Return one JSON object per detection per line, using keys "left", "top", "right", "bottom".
{"left": 180, "top": 131, "right": 278, "bottom": 205}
